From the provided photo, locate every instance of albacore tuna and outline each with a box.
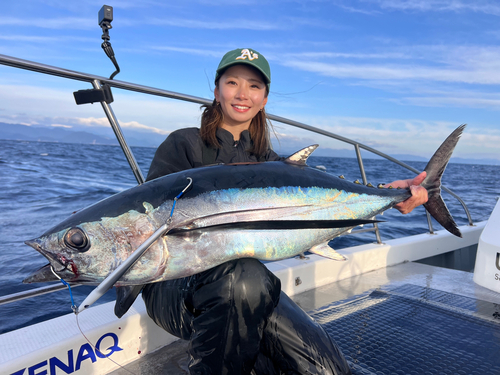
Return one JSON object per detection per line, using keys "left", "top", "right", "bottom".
{"left": 24, "top": 125, "right": 465, "bottom": 313}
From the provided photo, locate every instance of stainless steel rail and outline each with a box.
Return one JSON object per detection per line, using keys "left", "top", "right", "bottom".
{"left": 0, "top": 284, "right": 81, "bottom": 307}
{"left": 92, "top": 79, "right": 145, "bottom": 184}
{"left": 0, "top": 53, "right": 474, "bottom": 306}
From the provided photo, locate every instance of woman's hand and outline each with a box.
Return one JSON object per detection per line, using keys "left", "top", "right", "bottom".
{"left": 385, "top": 171, "right": 428, "bottom": 214}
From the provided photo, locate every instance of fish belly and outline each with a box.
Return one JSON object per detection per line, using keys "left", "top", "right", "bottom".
{"left": 159, "top": 227, "right": 346, "bottom": 281}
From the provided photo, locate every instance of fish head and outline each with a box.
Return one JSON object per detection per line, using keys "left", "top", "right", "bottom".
{"left": 24, "top": 224, "right": 112, "bottom": 285}
{"left": 23, "top": 207, "right": 165, "bottom": 285}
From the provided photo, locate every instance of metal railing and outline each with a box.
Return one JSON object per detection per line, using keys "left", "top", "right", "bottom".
{"left": 0, "top": 53, "right": 474, "bottom": 306}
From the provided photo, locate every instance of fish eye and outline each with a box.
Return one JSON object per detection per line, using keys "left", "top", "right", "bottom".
{"left": 64, "top": 228, "right": 90, "bottom": 252}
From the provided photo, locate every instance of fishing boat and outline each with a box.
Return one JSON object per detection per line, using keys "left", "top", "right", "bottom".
{"left": 0, "top": 51, "right": 499, "bottom": 375}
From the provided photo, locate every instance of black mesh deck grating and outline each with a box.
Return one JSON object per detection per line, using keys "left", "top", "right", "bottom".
{"left": 310, "top": 284, "right": 500, "bottom": 375}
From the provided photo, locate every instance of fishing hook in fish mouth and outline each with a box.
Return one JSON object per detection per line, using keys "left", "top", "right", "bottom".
{"left": 50, "top": 265, "right": 63, "bottom": 281}
{"left": 49, "top": 252, "right": 76, "bottom": 274}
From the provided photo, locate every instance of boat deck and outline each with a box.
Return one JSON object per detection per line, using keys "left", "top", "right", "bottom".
{"left": 110, "top": 262, "right": 500, "bottom": 374}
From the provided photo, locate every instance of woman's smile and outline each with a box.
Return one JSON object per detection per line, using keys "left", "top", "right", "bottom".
{"left": 232, "top": 104, "right": 251, "bottom": 112}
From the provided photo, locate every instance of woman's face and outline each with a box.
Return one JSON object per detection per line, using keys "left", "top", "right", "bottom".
{"left": 214, "top": 64, "right": 268, "bottom": 133}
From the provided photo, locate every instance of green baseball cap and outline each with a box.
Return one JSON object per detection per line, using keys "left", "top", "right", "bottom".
{"left": 215, "top": 48, "right": 271, "bottom": 90}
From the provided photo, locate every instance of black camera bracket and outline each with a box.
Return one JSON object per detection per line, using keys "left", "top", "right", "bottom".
{"left": 73, "top": 84, "right": 114, "bottom": 105}
{"left": 73, "top": 5, "right": 120, "bottom": 106}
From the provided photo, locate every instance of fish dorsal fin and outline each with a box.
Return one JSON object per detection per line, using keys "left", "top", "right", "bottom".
{"left": 284, "top": 145, "right": 319, "bottom": 165}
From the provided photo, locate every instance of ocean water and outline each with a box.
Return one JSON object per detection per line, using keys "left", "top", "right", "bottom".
{"left": 0, "top": 139, "right": 498, "bottom": 334}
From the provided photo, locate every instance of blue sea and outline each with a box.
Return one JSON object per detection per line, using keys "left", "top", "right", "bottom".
{"left": 0, "top": 139, "right": 498, "bottom": 335}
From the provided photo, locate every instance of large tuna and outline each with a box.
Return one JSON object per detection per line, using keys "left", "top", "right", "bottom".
{"left": 24, "top": 125, "right": 465, "bottom": 315}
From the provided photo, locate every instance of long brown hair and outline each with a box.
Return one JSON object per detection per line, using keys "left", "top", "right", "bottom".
{"left": 200, "top": 71, "right": 272, "bottom": 158}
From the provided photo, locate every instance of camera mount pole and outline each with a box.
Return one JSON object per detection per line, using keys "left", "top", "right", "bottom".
{"left": 73, "top": 5, "right": 144, "bottom": 184}
{"left": 100, "top": 20, "right": 120, "bottom": 80}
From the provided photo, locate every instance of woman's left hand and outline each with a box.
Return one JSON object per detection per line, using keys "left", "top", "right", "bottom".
{"left": 385, "top": 171, "right": 428, "bottom": 214}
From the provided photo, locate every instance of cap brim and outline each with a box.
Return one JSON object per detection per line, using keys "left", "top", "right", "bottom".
{"left": 216, "top": 61, "right": 270, "bottom": 84}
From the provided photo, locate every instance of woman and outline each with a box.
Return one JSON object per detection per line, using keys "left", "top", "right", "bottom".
{"left": 145, "top": 47, "right": 279, "bottom": 181}
{"left": 141, "top": 48, "right": 427, "bottom": 375}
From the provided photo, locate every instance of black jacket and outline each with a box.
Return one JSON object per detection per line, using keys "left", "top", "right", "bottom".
{"left": 146, "top": 127, "right": 281, "bottom": 181}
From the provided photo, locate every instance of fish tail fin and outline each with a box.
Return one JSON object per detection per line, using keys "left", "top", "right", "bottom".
{"left": 421, "top": 124, "right": 466, "bottom": 238}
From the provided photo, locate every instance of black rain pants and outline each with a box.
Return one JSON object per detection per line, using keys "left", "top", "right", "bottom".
{"left": 142, "top": 258, "right": 351, "bottom": 375}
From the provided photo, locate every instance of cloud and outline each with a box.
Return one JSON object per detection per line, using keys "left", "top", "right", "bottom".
{"left": 150, "top": 46, "right": 223, "bottom": 57}
{"left": 267, "top": 44, "right": 500, "bottom": 112}
{"left": 296, "top": 51, "right": 412, "bottom": 60}
{"left": 337, "top": 0, "right": 500, "bottom": 15}
{"left": 284, "top": 59, "right": 500, "bottom": 84}
{"left": 334, "top": 3, "right": 381, "bottom": 15}
{"left": 149, "top": 17, "right": 283, "bottom": 30}
{"left": 0, "top": 35, "right": 95, "bottom": 43}
{"left": 276, "top": 44, "right": 500, "bottom": 87}
{"left": 393, "top": 96, "right": 500, "bottom": 109}
{"left": 272, "top": 113, "right": 499, "bottom": 160}
{"left": 74, "top": 117, "right": 170, "bottom": 134}
{"left": 373, "top": 0, "right": 500, "bottom": 14}
{"left": 149, "top": 43, "right": 500, "bottom": 90}
{"left": 0, "top": 16, "right": 93, "bottom": 30}
{"left": 0, "top": 80, "right": 203, "bottom": 136}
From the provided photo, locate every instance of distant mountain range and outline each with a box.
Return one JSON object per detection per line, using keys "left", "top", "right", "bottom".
{"left": 1, "top": 122, "right": 498, "bottom": 165}
{"left": 0, "top": 122, "right": 165, "bottom": 148}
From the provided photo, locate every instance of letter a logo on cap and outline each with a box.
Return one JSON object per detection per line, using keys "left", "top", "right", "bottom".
{"left": 236, "top": 49, "right": 259, "bottom": 61}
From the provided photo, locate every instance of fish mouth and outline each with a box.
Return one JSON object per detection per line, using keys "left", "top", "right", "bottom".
{"left": 24, "top": 239, "right": 76, "bottom": 282}
{"left": 23, "top": 264, "right": 60, "bottom": 283}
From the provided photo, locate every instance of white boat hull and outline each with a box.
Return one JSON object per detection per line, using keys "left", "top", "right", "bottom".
{"left": 474, "top": 199, "right": 500, "bottom": 293}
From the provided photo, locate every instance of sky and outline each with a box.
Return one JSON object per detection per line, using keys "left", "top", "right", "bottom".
{"left": 1, "top": 0, "right": 500, "bottom": 162}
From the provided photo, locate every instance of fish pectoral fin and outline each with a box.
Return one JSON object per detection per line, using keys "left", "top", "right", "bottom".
{"left": 114, "top": 285, "right": 144, "bottom": 318}
{"left": 168, "top": 219, "right": 381, "bottom": 235}
{"left": 309, "top": 243, "right": 347, "bottom": 261}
